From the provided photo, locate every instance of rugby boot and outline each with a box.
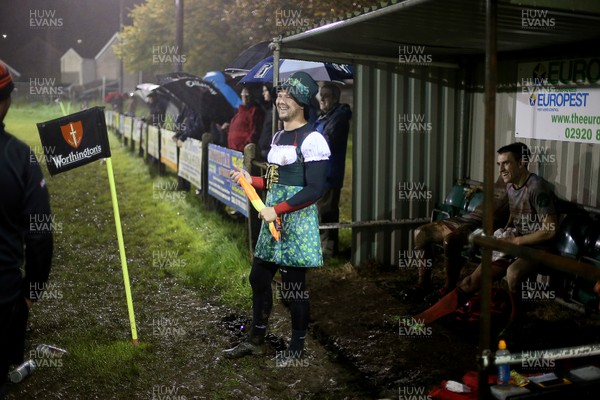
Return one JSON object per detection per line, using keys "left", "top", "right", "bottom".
{"left": 222, "top": 337, "right": 266, "bottom": 359}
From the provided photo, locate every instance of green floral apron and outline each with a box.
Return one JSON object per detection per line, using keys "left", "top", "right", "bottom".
{"left": 254, "top": 183, "right": 323, "bottom": 267}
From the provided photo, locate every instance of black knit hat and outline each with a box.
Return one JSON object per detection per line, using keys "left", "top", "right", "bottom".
{"left": 0, "top": 62, "right": 14, "bottom": 101}
{"left": 276, "top": 71, "right": 318, "bottom": 107}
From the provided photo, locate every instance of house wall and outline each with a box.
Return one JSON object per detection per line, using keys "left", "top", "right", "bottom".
{"left": 61, "top": 49, "right": 83, "bottom": 85}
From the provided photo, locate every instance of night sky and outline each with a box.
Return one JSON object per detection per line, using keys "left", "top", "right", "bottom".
{"left": 0, "top": 0, "right": 144, "bottom": 79}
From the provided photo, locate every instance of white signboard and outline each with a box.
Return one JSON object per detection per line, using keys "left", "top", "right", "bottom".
{"left": 147, "top": 125, "right": 160, "bottom": 158}
{"left": 123, "top": 116, "right": 133, "bottom": 139}
{"left": 132, "top": 118, "right": 142, "bottom": 142}
{"left": 140, "top": 122, "right": 147, "bottom": 149}
{"left": 104, "top": 110, "right": 114, "bottom": 129}
{"left": 160, "top": 128, "right": 178, "bottom": 171}
{"left": 178, "top": 138, "right": 203, "bottom": 189}
{"left": 515, "top": 58, "right": 600, "bottom": 145}
{"left": 118, "top": 113, "right": 124, "bottom": 134}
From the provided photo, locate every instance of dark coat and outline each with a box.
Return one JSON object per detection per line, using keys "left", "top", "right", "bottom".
{"left": 314, "top": 103, "right": 352, "bottom": 189}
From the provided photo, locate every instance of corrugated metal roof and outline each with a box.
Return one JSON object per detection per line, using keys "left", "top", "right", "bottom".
{"left": 280, "top": 0, "right": 600, "bottom": 62}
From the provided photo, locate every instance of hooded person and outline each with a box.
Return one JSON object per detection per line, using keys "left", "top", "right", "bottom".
{"left": 226, "top": 72, "right": 331, "bottom": 366}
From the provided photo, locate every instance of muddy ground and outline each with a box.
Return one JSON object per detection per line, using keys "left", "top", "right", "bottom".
{"left": 6, "top": 250, "right": 600, "bottom": 399}
{"left": 309, "top": 258, "right": 600, "bottom": 397}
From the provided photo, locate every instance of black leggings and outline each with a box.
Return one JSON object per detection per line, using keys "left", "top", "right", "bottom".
{"left": 0, "top": 297, "right": 30, "bottom": 388}
{"left": 249, "top": 257, "right": 309, "bottom": 333}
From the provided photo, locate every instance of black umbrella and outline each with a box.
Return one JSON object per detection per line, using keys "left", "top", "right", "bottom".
{"left": 154, "top": 73, "right": 235, "bottom": 125}
{"left": 225, "top": 41, "right": 273, "bottom": 74}
{"left": 157, "top": 72, "right": 199, "bottom": 85}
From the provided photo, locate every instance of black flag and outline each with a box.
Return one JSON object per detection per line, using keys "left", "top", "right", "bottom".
{"left": 37, "top": 107, "right": 111, "bottom": 176}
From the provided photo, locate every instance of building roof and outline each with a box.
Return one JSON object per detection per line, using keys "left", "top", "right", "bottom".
{"left": 95, "top": 32, "right": 120, "bottom": 60}
{"left": 279, "top": 0, "right": 600, "bottom": 63}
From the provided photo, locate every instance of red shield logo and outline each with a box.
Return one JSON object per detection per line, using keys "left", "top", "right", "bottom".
{"left": 60, "top": 121, "right": 83, "bottom": 149}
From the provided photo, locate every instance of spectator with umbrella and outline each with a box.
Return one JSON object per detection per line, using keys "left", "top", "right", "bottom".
{"left": 154, "top": 73, "right": 237, "bottom": 190}
{"left": 172, "top": 105, "right": 205, "bottom": 191}
{"left": 134, "top": 84, "right": 167, "bottom": 127}
{"left": 227, "top": 86, "right": 264, "bottom": 152}
{"left": 155, "top": 73, "right": 237, "bottom": 129}
{"left": 104, "top": 91, "right": 125, "bottom": 114}
{"left": 146, "top": 91, "right": 168, "bottom": 127}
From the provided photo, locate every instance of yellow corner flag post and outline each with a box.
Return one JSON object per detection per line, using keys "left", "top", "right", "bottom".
{"left": 105, "top": 157, "right": 139, "bottom": 346}
{"left": 42, "top": 105, "right": 138, "bottom": 345}
{"left": 58, "top": 101, "right": 67, "bottom": 118}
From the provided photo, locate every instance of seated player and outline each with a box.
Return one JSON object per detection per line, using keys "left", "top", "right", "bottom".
{"left": 402, "top": 183, "right": 508, "bottom": 303}
{"left": 414, "top": 142, "right": 557, "bottom": 339}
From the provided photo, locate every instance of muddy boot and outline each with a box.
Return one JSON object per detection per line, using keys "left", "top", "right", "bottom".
{"left": 275, "top": 329, "right": 306, "bottom": 367}
{"left": 222, "top": 336, "right": 266, "bottom": 359}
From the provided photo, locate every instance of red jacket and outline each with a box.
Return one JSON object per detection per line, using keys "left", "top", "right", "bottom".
{"left": 227, "top": 103, "right": 264, "bottom": 152}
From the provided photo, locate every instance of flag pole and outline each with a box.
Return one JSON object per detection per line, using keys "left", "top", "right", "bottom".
{"left": 105, "top": 157, "right": 139, "bottom": 346}
{"left": 58, "top": 101, "right": 67, "bottom": 117}
{"left": 49, "top": 104, "right": 138, "bottom": 345}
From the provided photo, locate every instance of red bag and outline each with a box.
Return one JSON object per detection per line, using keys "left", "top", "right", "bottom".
{"left": 429, "top": 371, "right": 497, "bottom": 400}
{"left": 454, "top": 288, "right": 511, "bottom": 323}
{"left": 429, "top": 383, "right": 477, "bottom": 400}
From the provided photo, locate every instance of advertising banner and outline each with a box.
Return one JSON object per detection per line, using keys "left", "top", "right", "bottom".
{"left": 147, "top": 125, "right": 159, "bottom": 158}
{"left": 178, "top": 138, "right": 202, "bottom": 189}
{"left": 516, "top": 58, "right": 600, "bottom": 145}
{"left": 132, "top": 118, "right": 142, "bottom": 142}
{"left": 160, "top": 128, "right": 178, "bottom": 171}
{"left": 118, "top": 113, "right": 124, "bottom": 135}
{"left": 123, "top": 116, "right": 133, "bottom": 139}
{"left": 207, "top": 144, "right": 248, "bottom": 217}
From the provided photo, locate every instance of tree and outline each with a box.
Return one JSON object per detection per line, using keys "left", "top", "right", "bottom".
{"left": 115, "top": 0, "right": 373, "bottom": 78}
{"left": 222, "top": 0, "right": 368, "bottom": 49}
{"left": 115, "top": 0, "right": 242, "bottom": 77}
